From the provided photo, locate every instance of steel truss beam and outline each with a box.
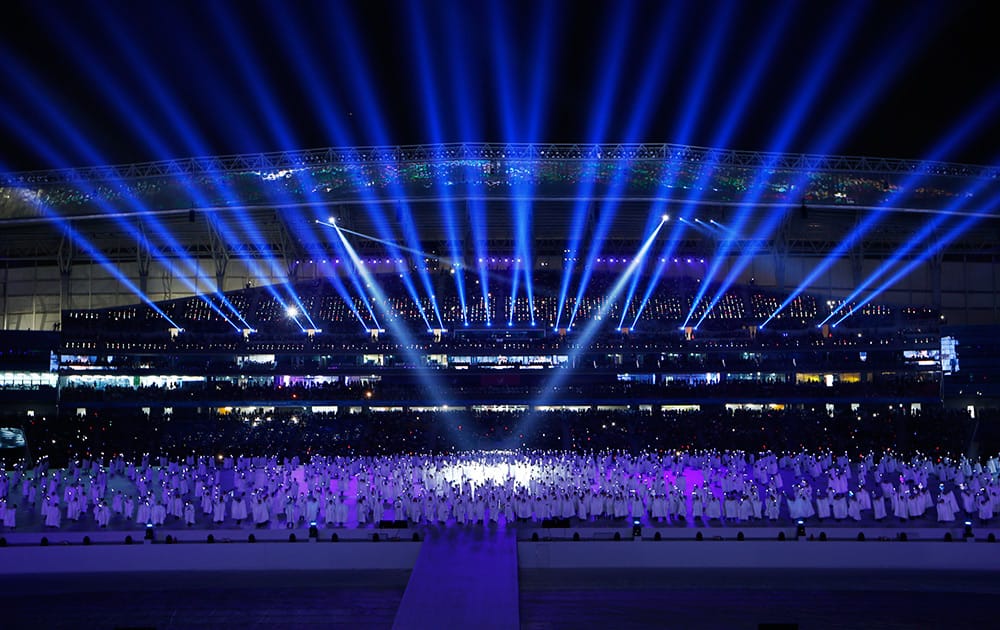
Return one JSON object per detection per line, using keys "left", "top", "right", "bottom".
{"left": 3, "top": 142, "right": 996, "bottom": 187}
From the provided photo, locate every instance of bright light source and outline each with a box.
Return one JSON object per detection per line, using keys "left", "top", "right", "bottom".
{"left": 328, "top": 216, "right": 337, "bottom": 224}
{"left": 286, "top": 306, "right": 299, "bottom": 318}
{"left": 661, "top": 214, "right": 670, "bottom": 222}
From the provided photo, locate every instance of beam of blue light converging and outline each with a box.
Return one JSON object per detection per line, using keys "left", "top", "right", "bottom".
{"left": 314, "top": 221, "right": 382, "bottom": 330}
{"left": 441, "top": 6, "right": 492, "bottom": 326}
{"left": 617, "top": 213, "right": 665, "bottom": 329}
{"left": 684, "top": 0, "right": 867, "bottom": 330}
{"left": 323, "top": 226, "right": 384, "bottom": 331}
{"left": 234, "top": 11, "right": 397, "bottom": 330}
{"left": 626, "top": 0, "right": 763, "bottom": 329}
{"left": 571, "top": 1, "right": 688, "bottom": 330}
{"left": 832, "top": 189, "right": 1000, "bottom": 328}
{"left": 331, "top": 220, "right": 458, "bottom": 421}
{"left": 512, "top": 215, "right": 666, "bottom": 443}
{"left": 819, "top": 168, "right": 1000, "bottom": 327}
{"left": 554, "top": 3, "right": 638, "bottom": 331}
{"left": 265, "top": 8, "right": 418, "bottom": 333}
{"left": 486, "top": 0, "right": 526, "bottom": 326}
{"left": 94, "top": 7, "right": 295, "bottom": 319}
{"left": 629, "top": 220, "right": 691, "bottom": 330}
{"left": 516, "top": 0, "right": 560, "bottom": 326}
{"left": 319, "top": 221, "right": 459, "bottom": 267}
{"left": 761, "top": 88, "right": 1000, "bottom": 328}
{"left": 316, "top": 4, "right": 443, "bottom": 332}
{"left": 88, "top": 5, "right": 313, "bottom": 331}
{"left": 566, "top": 2, "right": 698, "bottom": 331}
{"left": 405, "top": 0, "right": 468, "bottom": 325}
{"left": 271, "top": 5, "right": 444, "bottom": 345}
{"left": 194, "top": 7, "right": 334, "bottom": 331}
{"left": 397, "top": 203, "right": 444, "bottom": 329}
{"left": 586, "top": 2, "right": 688, "bottom": 331}
{"left": 690, "top": 218, "right": 722, "bottom": 236}
{"left": 205, "top": 3, "right": 370, "bottom": 331}
{"left": 801, "top": 2, "right": 944, "bottom": 160}
{"left": 0, "top": 45, "right": 249, "bottom": 328}
{"left": 708, "top": 219, "right": 738, "bottom": 236}
{"left": 0, "top": 79, "right": 244, "bottom": 332}
{"left": 695, "top": 1, "right": 946, "bottom": 330}
{"left": 468, "top": 192, "right": 492, "bottom": 326}
{"left": 0, "top": 160, "right": 180, "bottom": 328}
{"left": 486, "top": 0, "right": 559, "bottom": 326}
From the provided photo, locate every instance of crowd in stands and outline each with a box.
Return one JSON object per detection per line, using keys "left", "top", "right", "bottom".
{"left": 55, "top": 372, "right": 941, "bottom": 407}
{"left": 8, "top": 405, "right": 981, "bottom": 470}
{"left": 61, "top": 274, "right": 939, "bottom": 341}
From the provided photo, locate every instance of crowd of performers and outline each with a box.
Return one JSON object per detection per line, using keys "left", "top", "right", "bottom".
{"left": 1, "top": 448, "right": 999, "bottom": 533}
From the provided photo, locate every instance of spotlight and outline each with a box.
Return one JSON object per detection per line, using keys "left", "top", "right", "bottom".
{"left": 145, "top": 522, "right": 155, "bottom": 541}
{"left": 661, "top": 214, "right": 669, "bottom": 222}
{"left": 309, "top": 521, "right": 319, "bottom": 540}
{"left": 286, "top": 306, "right": 299, "bottom": 318}
{"left": 328, "top": 216, "right": 337, "bottom": 224}
{"left": 795, "top": 520, "right": 806, "bottom": 539}
{"left": 632, "top": 518, "right": 642, "bottom": 539}
{"left": 964, "top": 521, "right": 973, "bottom": 539}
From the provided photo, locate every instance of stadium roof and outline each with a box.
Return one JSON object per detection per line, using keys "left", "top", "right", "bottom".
{"left": 2, "top": 142, "right": 998, "bottom": 223}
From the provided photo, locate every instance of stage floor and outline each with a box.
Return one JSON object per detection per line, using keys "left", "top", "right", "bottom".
{"left": 1, "top": 568, "right": 997, "bottom": 629}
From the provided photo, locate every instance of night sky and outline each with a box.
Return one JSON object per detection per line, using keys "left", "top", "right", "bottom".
{"left": 1, "top": 0, "right": 997, "bottom": 172}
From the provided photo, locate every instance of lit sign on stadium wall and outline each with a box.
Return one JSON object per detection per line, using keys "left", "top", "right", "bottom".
{"left": 903, "top": 349, "right": 940, "bottom": 367}
{"left": 941, "top": 336, "right": 959, "bottom": 374}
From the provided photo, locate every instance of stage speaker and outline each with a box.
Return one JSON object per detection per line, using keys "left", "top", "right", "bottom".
{"left": 379, "top": 519, "right": 409, "bottom": 529}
